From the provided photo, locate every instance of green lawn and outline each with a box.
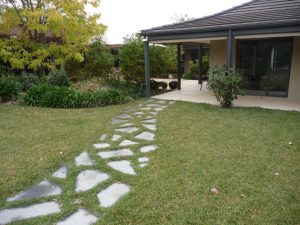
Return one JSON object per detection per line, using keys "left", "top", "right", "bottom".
{"left": 0, "top": 102, "right": 299, "bottom": 225}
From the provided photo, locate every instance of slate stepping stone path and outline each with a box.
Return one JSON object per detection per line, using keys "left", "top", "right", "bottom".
{"left": 0, "top": 99, "right": 175, "bottom": 225}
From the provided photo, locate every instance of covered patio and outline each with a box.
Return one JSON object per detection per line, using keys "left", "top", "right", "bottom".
{"left": 153, "top": 79, "right": 300, "bottom": 111}
{"left": 140, "top": 0, "right": 300, "bottom": 111}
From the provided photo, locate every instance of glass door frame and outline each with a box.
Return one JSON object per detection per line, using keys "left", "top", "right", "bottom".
{"left": 236, "top": 37, "right": 294, "bottom": 98}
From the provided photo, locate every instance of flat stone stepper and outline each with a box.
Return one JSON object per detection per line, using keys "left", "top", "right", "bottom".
{"left": 6, "top": 180, "right": 62, "bottom": 202}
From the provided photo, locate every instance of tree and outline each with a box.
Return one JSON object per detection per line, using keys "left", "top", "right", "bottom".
{"left": 84, "top": 37, "right": 114, "bottom": 79}
{"left": 0, "top": 0, "right": 106, "bottom": 73}
{"left": 119, "top": 34, "right": 176, "bottom": 83}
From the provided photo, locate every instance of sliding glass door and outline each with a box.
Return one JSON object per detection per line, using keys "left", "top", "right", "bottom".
{"left": 236, "top": 38, "right": 293, "bottom": 97}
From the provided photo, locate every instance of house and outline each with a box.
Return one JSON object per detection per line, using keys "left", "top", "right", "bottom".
{"left": 140, "top": 0, "right": 300, "bottom": 102}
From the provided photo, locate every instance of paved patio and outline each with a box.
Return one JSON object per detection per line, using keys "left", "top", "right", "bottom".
{"left": 154, "top": 79, "right": 300, "bottom": 112}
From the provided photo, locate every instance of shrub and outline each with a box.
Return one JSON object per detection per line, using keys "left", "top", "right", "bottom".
{"left": 189, "top": 55, "right": 210, "bottom": 80}
{"left": 39, "top": 86, "right": 80, "bottom": 108}
{"left": 23, "top": 84, "right": 127, "bottom": 108}
{"left": 158, "top": 81, "right": 168, "bottom": 90}
{"left": 207, "top": 66, "right": 242, "bottom": 108}
{"left": 183, "top": 72, "right": 194, "bottom": 80}
{"left": 22, "top": 84, "right": 53, "bottom": 106}
{"left": 119, "top": 34, "right": 177, "bottom": 82}
{"left": 72, "top": 77, "right": 106, "bottom": 92}
{"left": 107, "top": 79, "right": 144, "bottom": 99}
{"left": 48, "top": 68, "right": 70, "bottom": 87}
{"left": 84, "top": 37, "right": 114, "bottom": 79}
{"left": 169, "top": 81, "right": 178, "bottom": 90}
{"left": 19, "top": 72, "right": 40, "bottom": 91}
{"left": 150, "top": 79, "right": 160, "bottom": 91}
{"left": 0, "top": 77, "right": 20, "bottom": 102}
{"left": 64, "top": 59, "right": 85, "bottom": 82}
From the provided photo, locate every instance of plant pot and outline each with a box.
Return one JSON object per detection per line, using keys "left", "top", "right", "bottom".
{"left": 169, "top": 81, "right": 178, "bottom": 90}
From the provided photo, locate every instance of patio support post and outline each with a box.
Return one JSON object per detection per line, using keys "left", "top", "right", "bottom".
{"left": 177, "top": 44, "right": 182, "bottom": 90}
{"left": 198, "top": 46, "right": 203, "bottom": 84}
{"left": 227, "top": 29, "right": 234, "bottom": 69}
{"left": 144, "top": 38, "right": 151, "bottom": 98}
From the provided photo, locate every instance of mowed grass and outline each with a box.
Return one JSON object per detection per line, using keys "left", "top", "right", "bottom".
{"left": 0, "top": 101, "right": 299, "bottom": 225}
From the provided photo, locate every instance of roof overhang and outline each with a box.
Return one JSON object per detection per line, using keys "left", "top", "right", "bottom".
{"left": 143, "top": 25, "right": 300, "bottom": 44}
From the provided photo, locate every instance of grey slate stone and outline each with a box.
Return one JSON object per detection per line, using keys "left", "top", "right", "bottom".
{"left": 111, "top": 134, "right": 122, "bottom": 141}
{"left": 100, "top": 134, "right": 108, "bottom": 141}
{"left": 0, "top": 202, "right": 60, "bottom": 225}
{"left": 112, "top": 118, "right": 128, "bottom": 124}
{"left": 134, "top": 111, "right": 144, "bottom": 115}
{"left": 140, "top": 107, "right": 151, "bottom": 110}
{"left": 107, "top": 160, "right": 136, "bottom": 175}
{"left": 117, "top": 114, "right": 132, "bottom": 119}
{"left": 135, "top": 132, "right": 155, "bottom": 141}
{"left": 97, "top": 183, "right": 130, "bottom": 208}
{"left": 154, "top": 107, "right": 164, "bottom": 111}
{"left": 75, "top": 170, "right": 109, "bottom": 192}
{"left": 146, "top": 104, "right": 160, "bottom": 107}
{"left": 138, "top": 157, "right": 149, "bottom": 163}
{"left": 142, "top": 124, "right": 157, "bottom": 131}
{"left": 7, "top": 180, "right": 62, "bottom": 202}
{"left": 115, "top": 127, "right": 139, "bottom": 134}
{"left": 75, "top": 151, "right": 94, "bottom": 166}
{"left": 120, "top": 123, "right": 134, "bottom": 127}
{"left": 119, "top": 139, "right": 139, "bottom": 146}
{"left": 52, "top": 164, "right": 67, "bottom": 179}
{"left": 139, "top": 163, "right": 148, "bottom": 168}
{"left": 140, "top": 145, "right": 158, "bottom": 153}
{"left": 142, "top": 119, "right": 157, "bottom": 124}
{"left": 56, "top": 209, "right": 98, "bottom": 225}
{"left": 93, "top": 143, "right": 110, "bottom": 149}
{"left": 98, "top": 149, "right": 134, "bottom": 159}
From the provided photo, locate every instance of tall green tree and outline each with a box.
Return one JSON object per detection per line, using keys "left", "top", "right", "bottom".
{"left": 0, "top": 0, "right": 106, "bottom": 73}
{"left": 119, "top": 34, "right": 176, "bottom": 83}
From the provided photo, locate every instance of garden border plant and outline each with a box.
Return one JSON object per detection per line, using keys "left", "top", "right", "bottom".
{"left": 23, "top": 84, "right": 127, "bottom": 108}
{"left": 207, "top": 66, "right": 242, "bottom": 108}
{"left": 0, "top": 77, "right": 20, "bottom": 103}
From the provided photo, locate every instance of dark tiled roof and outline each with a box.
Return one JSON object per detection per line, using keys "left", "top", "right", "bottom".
{"left": 141, "top": 0, "right": 300, "bottom": 36}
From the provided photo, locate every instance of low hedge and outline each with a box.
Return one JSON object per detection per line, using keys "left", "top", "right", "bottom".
{"left": 23, "top": 84, "right": 127, "bottom": 108}
{"left": 106, "top": 79, "right": 168, "bottom": 98}
{"left": 0, "top": 77, "right": 20, "bottom": 102}
{"left": 19, "top": 72, "right": 40, "bottom": 91}
{"left": 107, "top": 79, "right": 144, "bottom": 98}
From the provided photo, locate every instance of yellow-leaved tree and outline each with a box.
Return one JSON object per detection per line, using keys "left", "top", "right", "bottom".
{"left": 0, "top": 0, "right": 106, "bottom": 73}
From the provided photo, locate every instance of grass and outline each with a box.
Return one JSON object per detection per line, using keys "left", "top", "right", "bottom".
{"left": 0, "top": 101, "right": 299, "bottom": 225}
